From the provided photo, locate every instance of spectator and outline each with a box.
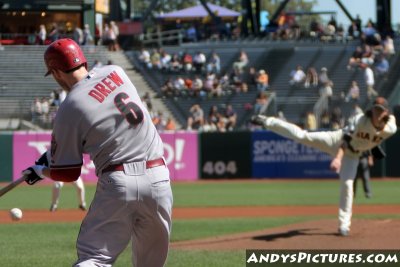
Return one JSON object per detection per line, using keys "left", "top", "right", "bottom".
{"left": 37, "top": 24, "right": 46, "bottom": 45}
{"left": 138, "top": 48, "right": 151, "bottom": 67}
{"left": 233, "top": 50, "right": 249, "bottom": 73}
{"left": 50, "top": 89, "right": 61, "bottom": 107}
{"left": 304, "top": 67, "right": 318, "bottom": 88}
{"left": 216, "top": 114, "right": 227, "bottom": 132}
{"left": 31, "top": 98, "right": 42, "bottom": 124}
{"left": 193, "top": 51, "right": 206, "bottom": 73}
{"left": 208, "top": 105, "right": 220, "bottom": 127}
{"left": 304, "top": 111, "right": 317, "bottom": 130}
{"left": 254, "top": 92, "right": 268, "bottom": 115}
{"left": 182, "top": 52, "right": 193, "bottom": 72}
{"left": 110, "top": 21, "right": 120, "bottom": 50}
{"left": 198, "top": 120, "right": 217, "bottom": 132}
{"left": 319, "top": 81, "right": 333, "bottom": 100}
{"left": 360, "top": 45, "right": 375, "bottom": 66}
{"left": 187, "top": 104, "right": 204, "bottom": 130}
{"left": 141, "top": 92, "right": 153, "bottom": 112}
{"left": 73, "top": 26, "right": 84, "bottom": 45}
{"left": 103, "top": 23, "right": 117, "bottom": 51}
{"left": 173, "top": 76, "right": 186, "bottom": 96}
{"left": 224, "top": 104, "right": 237, "bottom": 131}
{"left": 347, "top": 46, "right": 363, "bottom": 69}
{"left": 186, "top": 25, "right": 197, "bottom": 42}
{"left": 330, "top": 106, "right": 344, "bottom": 129}
{"left": 248, "top": 67, "right": 258, "bottom": 85}
{"left": 347, "top": 21, "right": 360, "bottom": 39}
{"left": 83, "top": 24, "right": 94, "bottom": 45}
{"left": 206, "top": 52, "right": 221, "bottom": 74}
{"left": 161, "top": 78, "right": 175, "bottom": 97}
{"left": 318, "top": 67, "right": 331, "bottom": 86}
{"left": 160, "top": 50, "right": 172, "bottom": 71}
{"left": 48, "top": 23, "right": 59, "bottom": 42}
{"left": 150, "top": 49, "right": 161, "bottom": 69}
{"left": 184, "top": 77, "right": 194, "bottom": 96}
{"left": 345, "top": 81, "right": 360, "bottom": 103}
{"left": 256, "top": 69, "right": 269, "bottom": 92}
{"left": 192, "top": 76, "right": 204, "bottom": 97}
{"left": 164, "top": 117, "right": 176, "bottom": 131}
{"left": 169, "top": 53, "right": 182, "bottom": 72}
{"left": 363, "top": 64, "right": 378, "bottom": 100}
{"left": 40, "top": 97, "right": 50, "bottom": 127}
{"left": 382, "top": 35, "right": 395, "bottom": 56}
{"left": 374, "top": 55, "right": 389, "bottom": 77}
{"left": 289, "top": 65, "right": 306, "bottom": 86}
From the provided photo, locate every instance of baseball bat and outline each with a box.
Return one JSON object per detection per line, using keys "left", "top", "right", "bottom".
{"left": 0, "top": 176, "right": 26, "bottom": 198}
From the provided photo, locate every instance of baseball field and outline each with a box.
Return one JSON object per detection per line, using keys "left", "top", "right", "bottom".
{"left": 0, "top": 179, "right": 399, "bottom": 266}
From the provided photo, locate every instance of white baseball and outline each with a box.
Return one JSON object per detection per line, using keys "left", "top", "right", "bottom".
{"left": 10, "top": 208, "right": 23, "bottom": 221}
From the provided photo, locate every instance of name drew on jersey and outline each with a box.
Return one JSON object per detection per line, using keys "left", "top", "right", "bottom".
{"left": 88, "top": 70, "right": 124, "bottom": 103}
{"left": 355, "top": 131, "right": 384, "bottom": 143}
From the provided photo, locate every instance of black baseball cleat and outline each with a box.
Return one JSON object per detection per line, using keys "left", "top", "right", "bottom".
{"left": 79, "top": 204, "right": 87, "bottom": 211}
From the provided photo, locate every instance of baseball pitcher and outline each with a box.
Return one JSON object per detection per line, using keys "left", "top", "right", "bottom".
{"left": 22, "top": 39, "right": 172, "bottom": 267}
{"left": 252, "top": 97, "right": 396, "bottom": 236}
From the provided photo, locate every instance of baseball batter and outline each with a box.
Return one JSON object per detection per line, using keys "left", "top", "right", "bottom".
{"left": 22, "top": 38, "right": 172, "bottom": 266}
{"left": 252, "top": 97, "right": 396, "bottom": 236}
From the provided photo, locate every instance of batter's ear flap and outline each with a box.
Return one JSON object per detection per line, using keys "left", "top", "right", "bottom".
{"left": 371, "top": 146, "right": 386, "bottom": 161}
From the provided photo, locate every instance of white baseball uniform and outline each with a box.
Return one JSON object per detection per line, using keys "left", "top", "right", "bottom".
{"left": 50, "top": 65, "right": 172, "bottom": 266}
{"left": 262, "top": 113, "right": 396, "bottom": 233}
{"left": 50, "top": 177, "right": 86, "bottom": 211}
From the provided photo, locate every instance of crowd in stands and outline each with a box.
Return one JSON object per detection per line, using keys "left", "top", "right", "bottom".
{"left": 30, "top": 88, "right": 66, "bottom": 129}
{"left": 27, "top": 21, "right": 119, "bottom": 51}
{"left": 186, "top": 104, "right": 237, "bottom": 132}
{"left": 24, "top": 15, "right": 397, "bottom": 133}
{"left": 139, "top": 48, "right": 273, "bottom": 99}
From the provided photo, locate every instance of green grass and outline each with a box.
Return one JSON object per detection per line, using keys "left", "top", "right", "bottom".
{"left": 0, "top": 179, "right": 399, "bottom": 266}
{"left": 1, "top": 179, "right": 399, "bottom": 209}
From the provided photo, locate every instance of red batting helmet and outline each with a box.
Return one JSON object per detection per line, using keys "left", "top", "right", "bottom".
{"left": 44, "top": 38, "right": 87, "bottom": 76}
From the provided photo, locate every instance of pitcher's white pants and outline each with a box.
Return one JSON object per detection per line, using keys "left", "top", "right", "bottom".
{"left": 265, "top": 117, "right": 359, "bottom": 232}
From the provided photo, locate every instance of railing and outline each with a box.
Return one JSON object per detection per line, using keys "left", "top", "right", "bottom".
{"left": 0, "top": 33, "right": 74, "bottom": 45}
{"left": 139, "top": 29, "right": 184, "bottom": 47}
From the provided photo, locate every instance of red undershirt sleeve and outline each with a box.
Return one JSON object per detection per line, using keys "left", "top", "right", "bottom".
{"left": 49, "top": 167, "right": 81, "bottom": 182}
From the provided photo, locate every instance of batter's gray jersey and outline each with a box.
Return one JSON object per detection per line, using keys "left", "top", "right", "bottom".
{"left": 50, "top": 65, "right": 164, "bottom": 174}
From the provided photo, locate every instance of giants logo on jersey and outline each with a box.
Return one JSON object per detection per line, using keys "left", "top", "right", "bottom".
{"left": 356, "top": 131, "right": 383, "bottom": 143}
{"left": 88, "top": 71, "right": 124, "bottom": 103}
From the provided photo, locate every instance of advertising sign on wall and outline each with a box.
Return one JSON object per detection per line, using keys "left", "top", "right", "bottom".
{"left": 12, "top": 131, "right": 198, "bottom": 182}
{"left": 252, "top": 131, "right": 337, "bottom": 178}
{"left": 200, "top": 132, "right": 252, "bottom": 179}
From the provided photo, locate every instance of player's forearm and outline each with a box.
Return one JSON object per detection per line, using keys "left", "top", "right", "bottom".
{"left": 334, "top": 146, "right": 345, "bottom": 162}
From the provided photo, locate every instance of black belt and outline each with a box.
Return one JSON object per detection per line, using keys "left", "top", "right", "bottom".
{"left": 102, "top": 158, "right": 165, "bottom": 174}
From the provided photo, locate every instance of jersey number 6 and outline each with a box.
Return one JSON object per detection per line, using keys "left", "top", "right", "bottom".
{"left": 114, "top": 92, "right": 144, "bottom": 126}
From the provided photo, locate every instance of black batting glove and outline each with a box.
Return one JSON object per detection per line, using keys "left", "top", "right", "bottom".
{"left": 22, "top": 165, "right": 46, "bottom": 185}
{"left": 35, "top": 152, "right": 49, "bottom": 166}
